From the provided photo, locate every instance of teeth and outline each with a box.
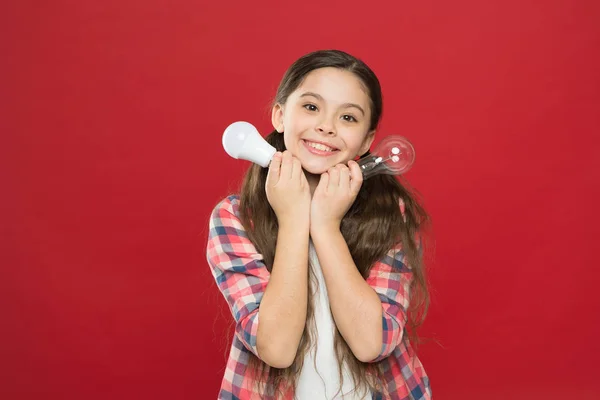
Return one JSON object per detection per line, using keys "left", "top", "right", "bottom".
{"left": 307, "top": 141, "right": 335, "bottom": 152}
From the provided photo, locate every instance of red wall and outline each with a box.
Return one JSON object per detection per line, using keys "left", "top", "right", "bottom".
{"left": 2, "top": 1, "right": 599, "bottom": 399}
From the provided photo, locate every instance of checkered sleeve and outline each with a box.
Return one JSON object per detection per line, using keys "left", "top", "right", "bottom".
{"left": 365, "top": 198, "right": 418, "bottom": 363}
{"left": 365, "top": 242, "right": 413, "bottom": 362}
{"left": 206, "top": 195, "right": 270, "bottom": 358}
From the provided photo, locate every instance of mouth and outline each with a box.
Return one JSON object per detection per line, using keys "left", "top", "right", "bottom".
{"left": 302, "top": 139, "right": 339, "bottom": 156}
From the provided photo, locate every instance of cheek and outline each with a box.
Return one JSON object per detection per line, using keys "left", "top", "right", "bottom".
{"left": 283, "top": 114, "right": 311, "bottom": 142}
{"left": 343, "top": 134, "right": 368, "bottom": 152}
{"left": 282, "top": 127, "right": 303, "bottom": 153}
{"left": 282, "top": 134, "right": 293, "bottom": 151}
{"left": 284, "top": 111, "right": 310, "bottom": 130}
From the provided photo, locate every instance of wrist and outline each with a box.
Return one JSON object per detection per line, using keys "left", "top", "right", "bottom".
{"left": 310, "top": 221, "right": 341, "bottom": 237}
{"left": 278, "top": 216, "right": 310, "bottom": 231}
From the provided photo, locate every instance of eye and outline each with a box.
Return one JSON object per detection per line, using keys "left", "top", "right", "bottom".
{"left": 342, "top": 114, "right": 357, "bottom": 123}
{"left": 303, "top": 104, "right": 318, "bottom": 112}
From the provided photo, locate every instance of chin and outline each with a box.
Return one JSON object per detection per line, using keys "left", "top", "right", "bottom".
{"left": 300, "top": 158, "right": 341, "bottom": 175}
{"left": 302, "top": 165, "right": 328, "bottom": 176}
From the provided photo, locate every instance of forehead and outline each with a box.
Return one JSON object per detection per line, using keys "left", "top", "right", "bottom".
{"left": 293, "top": 67, "right": 370, "bottom": 107}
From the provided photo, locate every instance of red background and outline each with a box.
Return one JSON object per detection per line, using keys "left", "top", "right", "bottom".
{"left": 2, "top": 1, "right": 600, "bottom": 399}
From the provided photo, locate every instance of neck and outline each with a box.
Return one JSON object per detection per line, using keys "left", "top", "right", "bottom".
{"left": 305, "top": 170, "right": 320, "bottom": 197}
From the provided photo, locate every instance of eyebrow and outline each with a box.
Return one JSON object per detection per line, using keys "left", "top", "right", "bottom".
{"left": 299, "top": 92, "right": 366, "bottom": 116}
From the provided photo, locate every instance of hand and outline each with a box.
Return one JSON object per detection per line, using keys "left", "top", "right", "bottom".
{"left": 311, "top": 160, "right": 363, "bottom": 232}
{"left": 266, "top": 151, "right": 311, "bottom": 226}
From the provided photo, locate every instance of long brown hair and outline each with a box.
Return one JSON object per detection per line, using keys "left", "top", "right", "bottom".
{"left": 238, "top": 50, "right": 431, "bottom": 398}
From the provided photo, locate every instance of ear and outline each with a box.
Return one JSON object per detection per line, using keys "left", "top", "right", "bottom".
{"left": 358, "top": 130, "right": 376, "bottom": 156}
{"left": 271, "top": 103, "right": 285, "bottom": 133}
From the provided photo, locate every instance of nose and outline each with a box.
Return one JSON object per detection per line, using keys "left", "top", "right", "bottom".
{"left": 316, "top": 117, "right": 335, "bottom": 135}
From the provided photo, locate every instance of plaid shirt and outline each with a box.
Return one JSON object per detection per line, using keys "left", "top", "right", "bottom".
{"left": 206, "top": 195, "right": 432, "bottom": 400}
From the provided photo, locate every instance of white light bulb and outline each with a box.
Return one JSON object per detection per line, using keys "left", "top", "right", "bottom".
{"left": 222, "top": 121, "right": 276, "bottom": 168}
{"left": 358, "top": 135, "right": 416, "bottom": 179}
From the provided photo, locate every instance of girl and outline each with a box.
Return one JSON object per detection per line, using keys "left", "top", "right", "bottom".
{"left": 207, "top": 49, "right": 431, "bottom": 400}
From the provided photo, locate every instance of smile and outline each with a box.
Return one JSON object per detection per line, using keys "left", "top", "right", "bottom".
{"left": 302, "top": 140, "right": 339, "bottom": 155}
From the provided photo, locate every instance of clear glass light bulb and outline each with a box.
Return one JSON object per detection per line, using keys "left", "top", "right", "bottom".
{"left": 357, "top": 135, "right": 416, "bottom": 179}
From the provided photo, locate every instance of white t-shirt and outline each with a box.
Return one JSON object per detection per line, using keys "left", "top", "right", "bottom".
{"left": 296, "top": 242, "right": 372, "bottom": 400}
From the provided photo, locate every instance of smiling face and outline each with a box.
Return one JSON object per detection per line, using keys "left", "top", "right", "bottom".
{"left": 271, "top": 67, "right": 376, "bottom": 175}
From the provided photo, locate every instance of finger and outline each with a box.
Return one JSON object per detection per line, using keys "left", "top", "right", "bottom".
{"left": 280, "top": 150, "right": 293, "bottom": 180}
{"left": 328, "top": 166, "right": 340, "bottom": 190}
{"left": 292, "top": 157, "right": 302, "bottom": 180}
{"left": 317, "top": 172, "right": 330, "bottom": 194}
{"left": 348, "top": 160, "right": 363, "bottom": 195}
{"left": 266, "top": 152, "right": 283, "bottom": 185}
{"left": 300, "top": 168, "right": 309, "bottom": 190}
{"left": 338, "top": 165, "right": 351, "bottom": 191}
